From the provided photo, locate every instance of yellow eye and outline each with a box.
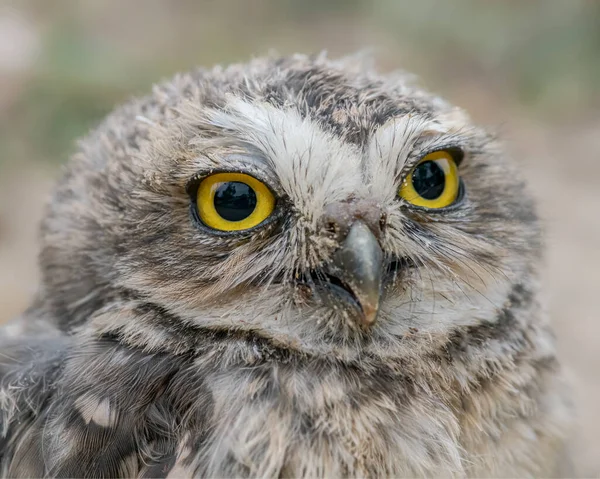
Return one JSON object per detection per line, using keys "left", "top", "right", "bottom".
{"left": 196, "top": 172, "right": 276, "bottom": 232}
{"left": 398, "top": 151, "right": 460, "bottom": 208}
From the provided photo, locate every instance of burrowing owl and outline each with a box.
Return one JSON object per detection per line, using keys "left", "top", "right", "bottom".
{"left": 0, "top": 53, "right": 572, "bottom": 477}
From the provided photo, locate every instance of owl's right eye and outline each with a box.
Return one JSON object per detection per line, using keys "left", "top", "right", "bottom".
{"left": 195, "top": 172, "right": 276, "bottom": 232}
{"left": 398, "top": 150, "right": 461, "bottom": 209}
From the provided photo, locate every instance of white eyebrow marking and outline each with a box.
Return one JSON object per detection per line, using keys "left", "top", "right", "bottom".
{"left": 205, "top": 97, "right": 365, "bottom": 226}
{"left": 366, "top": 114, "right": 457, "bottom": 203}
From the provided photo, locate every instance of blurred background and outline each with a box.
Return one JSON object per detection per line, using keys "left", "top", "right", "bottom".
{"left": 0, "top": 0, "right": 598, "bottom": 473}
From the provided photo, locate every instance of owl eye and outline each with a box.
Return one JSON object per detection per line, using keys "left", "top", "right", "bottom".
{"left": 398, "top": 150, "right": 460, "bottom": 208}
{"left": 196, "top": 172, "right": 275, "bottom": 231}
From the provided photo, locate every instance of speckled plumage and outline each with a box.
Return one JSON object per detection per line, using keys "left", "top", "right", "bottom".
{"left": 0, "top": 53, "right": 572, "bottom": 477}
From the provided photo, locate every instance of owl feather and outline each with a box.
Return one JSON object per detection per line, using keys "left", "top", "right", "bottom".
{"left": 0, "top": 53, "right": 572, "bottom": 478}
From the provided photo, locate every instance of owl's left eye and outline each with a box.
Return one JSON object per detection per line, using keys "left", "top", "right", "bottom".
{"left": 398, "top": 150, "right": 460, "bottom": 209}
{"left": 196, "top": 172, "right": 275, "bottom": 232}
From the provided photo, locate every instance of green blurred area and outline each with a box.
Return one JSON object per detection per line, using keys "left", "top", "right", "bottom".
{"left": 0, "top": 0, "right": 599, "bottom": 169}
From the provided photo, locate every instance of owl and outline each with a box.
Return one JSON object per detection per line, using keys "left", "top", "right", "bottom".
{"left": 0, "top": 53, "right": 572, "bottom": 477}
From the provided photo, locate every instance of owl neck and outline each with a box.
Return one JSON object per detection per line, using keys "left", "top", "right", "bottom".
{"left": 33, "top": 277, "right": 548, "bottom": 373}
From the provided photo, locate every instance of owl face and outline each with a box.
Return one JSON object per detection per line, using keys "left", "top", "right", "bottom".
{"left": 41, "top": 55, "right": 539, "bottom": 359}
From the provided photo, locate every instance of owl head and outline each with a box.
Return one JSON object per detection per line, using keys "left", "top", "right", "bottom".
{"left": 37, "top": 54, "right": 540, "bottom": 360}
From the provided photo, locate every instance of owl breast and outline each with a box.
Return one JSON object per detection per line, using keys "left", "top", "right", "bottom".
{"left": 170, "top": 341, "right": 564, "bottom": 478}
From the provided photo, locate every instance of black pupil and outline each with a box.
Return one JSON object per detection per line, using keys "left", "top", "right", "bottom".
{"left": 213, "top": 182, "right": 257, "bottom": 221}
{"left": 411, "top": 161, "right": 446, "bottom": 200}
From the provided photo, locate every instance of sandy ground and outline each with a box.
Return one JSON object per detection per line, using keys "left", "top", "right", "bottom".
{"left": 0, "top": 114, "right": 599, "bottom": 475}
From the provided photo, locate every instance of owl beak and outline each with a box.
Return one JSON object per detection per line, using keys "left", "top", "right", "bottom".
{"left": 329, "top": 221, "right": 383, "bottom": 327}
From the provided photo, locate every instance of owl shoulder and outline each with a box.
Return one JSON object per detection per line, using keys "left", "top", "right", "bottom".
{"left": 0, "top": 325, "right": 213, "bottom": 477}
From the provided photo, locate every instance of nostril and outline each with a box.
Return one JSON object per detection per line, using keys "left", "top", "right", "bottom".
{"left": 322, "top": 200, "right": 384, "bottom": 241}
